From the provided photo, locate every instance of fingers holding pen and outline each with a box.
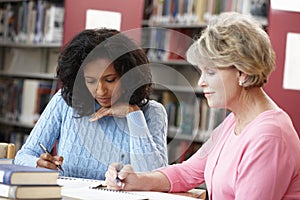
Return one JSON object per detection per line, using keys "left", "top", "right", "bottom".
{"left": 37, "top": 153, "right": 56, "bottom": 170}
{"left": 37, "top": 153, "right": 63, "bottom": 171}
{"left": 105, "top": 163, "right": 122, "bottom": 190}
{"left": 105, "top": 163, "right": 136, "bottom": 191}
{"left": 117, "top": 165, "right": 137, "bottom": 190}
{"left": 53, "top": 155, "right": 64, "bottom": 167}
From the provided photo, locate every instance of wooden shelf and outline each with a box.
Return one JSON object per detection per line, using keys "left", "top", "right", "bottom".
{"left": 154, "top": 84, "right": 202, "bottom": 94}
{"left": 0, "top": 118, "right": 35, "bottom": 129}
{"left": 167, "top": 126, "right": 211, "bottom": 143}
{"left": 0, "top": 42, "right": 61, "bottom": 48}
{"left": 0, "top": 0, "right": 23, "bottom": 2}
{"left": 0, "top": 71, "right": 57, "bottom": 80}
{"left": 150, "top": 59, "right": 192, "bottom": 66}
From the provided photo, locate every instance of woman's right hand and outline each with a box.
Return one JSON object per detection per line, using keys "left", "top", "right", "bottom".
{"left": 105, "top": 163, "right": 140, "bottom": 191}
{"left": 36, "top": 153, "right": 63, "bottom": 171}
{"left": 105, "top": 163, "right": 171, "bottom": 192}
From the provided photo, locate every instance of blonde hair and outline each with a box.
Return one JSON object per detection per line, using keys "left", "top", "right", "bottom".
{"left": 186, "top": 12, "right": 275, "bottom": 88}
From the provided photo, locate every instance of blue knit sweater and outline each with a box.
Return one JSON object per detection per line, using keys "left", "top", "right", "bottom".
{"left": 14, "top": 90, "right": 168, "bottom": 180}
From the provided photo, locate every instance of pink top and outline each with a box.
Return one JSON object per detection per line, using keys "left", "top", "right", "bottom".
{"left": 159, "top": 110, "right": 300, "bottom": 200}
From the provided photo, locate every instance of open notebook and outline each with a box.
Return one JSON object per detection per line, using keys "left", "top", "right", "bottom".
{"left": 57, "top": 176, "right": 203, "bottom": 200}
{"left": 58, "top": 176, "right": 146, "bottom": 200}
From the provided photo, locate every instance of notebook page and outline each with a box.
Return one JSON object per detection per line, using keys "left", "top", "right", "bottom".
{"left": 62, "top": 187, "right": 148, "bottom": 200}
{"left": 57, "top": 176, "right": 105, "bottom": 188}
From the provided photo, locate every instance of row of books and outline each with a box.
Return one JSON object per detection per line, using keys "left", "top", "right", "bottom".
{"left": 167, "top": 138, "right": 202, "bottom": 164}
{"left": 158, "top": 90, "right": 225, "bottom": 137}
{"left": 0, "top": 78, "right": 58, "bottom": 125}
{"left": 144, "top": 27, "right": 199, "bottom": 62}
{"left": 0, "top": 164, "right": 61, "bottom": 199}
{"left": 0, "top": 0, "right": 64, "bottom": 44}
{"left": 147, "top": 0, "right": 268, "bottom": 25}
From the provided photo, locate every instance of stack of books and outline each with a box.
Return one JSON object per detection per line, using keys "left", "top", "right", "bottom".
{"left": 0, "top": 164, "right": 61, "bottom": 199}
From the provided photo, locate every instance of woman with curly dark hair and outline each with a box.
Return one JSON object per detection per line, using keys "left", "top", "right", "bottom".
{"left": 14, "top": 28, "right": 168, "bottom": 180}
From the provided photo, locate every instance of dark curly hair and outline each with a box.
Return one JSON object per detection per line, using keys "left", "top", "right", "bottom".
{"left": 56, "top": 28, "right": 152, "bottom": 116}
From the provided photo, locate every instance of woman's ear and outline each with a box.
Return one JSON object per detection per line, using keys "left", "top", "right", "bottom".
{"left": 238, "top": 71, "right": 248, "bottom": 86}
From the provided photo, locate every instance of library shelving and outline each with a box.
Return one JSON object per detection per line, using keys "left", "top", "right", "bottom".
{"left": 0, "top": 0, "right": 64, "bottom": 153}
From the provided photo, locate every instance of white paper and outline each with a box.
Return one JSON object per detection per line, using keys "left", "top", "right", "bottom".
{"left": 283, "top": 32, "right": 300, "bottom": 91}
{"left": 85, "top": 9, "right": 121, "bottom": 30}
{"left": 271, "top": 0, "right": 300, "bottom": 13}
{"left": 57, "top": 176, "right": 105, "bottom": 188}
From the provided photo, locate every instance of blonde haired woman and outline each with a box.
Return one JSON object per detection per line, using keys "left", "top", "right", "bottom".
{"left": 105, "top": 12, "right": 300, "bottom": 199}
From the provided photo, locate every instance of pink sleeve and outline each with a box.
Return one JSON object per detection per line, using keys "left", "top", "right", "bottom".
{"left": 235, "top": 135, "right": 294, "bottom": 200}
{"left": 157, "top": 121, "right": 226, "bottom": 193}
{"left": 157, "top": 149, "right": 207, "bottom": 192}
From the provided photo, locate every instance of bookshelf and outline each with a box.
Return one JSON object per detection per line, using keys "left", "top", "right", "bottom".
{"left": 0, "top": 0, "right": 63, "bottom": 152}
{"left": 142, "top": 0, "right": 268, "bottom": 164}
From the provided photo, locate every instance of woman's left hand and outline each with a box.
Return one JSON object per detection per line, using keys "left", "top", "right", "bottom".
{"left": 89, "top": 103, "right": 139, "bottom": 121}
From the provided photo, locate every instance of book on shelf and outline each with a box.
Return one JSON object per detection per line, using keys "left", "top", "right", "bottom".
{"left": 34, "top": 80, "right": 57, "bottom": 121}
{"left": 0, "top": 79, "right": 23, "bottom": 122}
{"left": 26, "top": 1, "right": 37, "bottom": 43}
{"left": 44, "top": 3, "right": 64, "bottom": 44}
{"left": 19, "top": 80, "right": 56, "bottom": 124}
{"left": 19, "top": 79, "right": 40, "bottom": 124}
{"left": 0, "top": 184, "right": 61, "bottom": 199}
{"left": 33, "top": 0, "right": 46, "bottom": 44}
{"left": 0, "top": 164, "right": 59, "bottom": 185}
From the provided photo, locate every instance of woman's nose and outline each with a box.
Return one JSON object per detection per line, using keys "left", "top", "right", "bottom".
{"left": 95, "top": 82, "right": 107, "bottom": 95}
{"left": 198, "top": 76, "right": 207, "bottom": 87}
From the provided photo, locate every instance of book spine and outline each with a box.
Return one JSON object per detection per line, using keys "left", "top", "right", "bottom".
{"left": 7, "top": 186, "right": 17, "bottom": 198}
{"left": 0, "top": 185, "right": 13, "bottom": 198}
{"left": 0, "top": 171, "right": 12, "bottom": 185}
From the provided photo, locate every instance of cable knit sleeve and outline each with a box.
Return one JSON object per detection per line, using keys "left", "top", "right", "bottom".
{"left": 126, "top": 100, "right": 168, "bottom": 172}
{"left": 14, "top": 90, "right": 68, "bottom": 167}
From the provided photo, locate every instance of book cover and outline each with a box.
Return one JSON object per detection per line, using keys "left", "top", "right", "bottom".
{"left": 0, "top": 164, "right": 59, "bottom": 185}
{"left": 0, "top": 183, "right": 61, "bottom": 199}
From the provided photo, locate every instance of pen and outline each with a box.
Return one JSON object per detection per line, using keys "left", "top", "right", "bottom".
{"left": 39, "top": 143, "right": 64, "bottom": 172}
{"left": 115, "top": 154, "right": 125, "bottom": 184}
